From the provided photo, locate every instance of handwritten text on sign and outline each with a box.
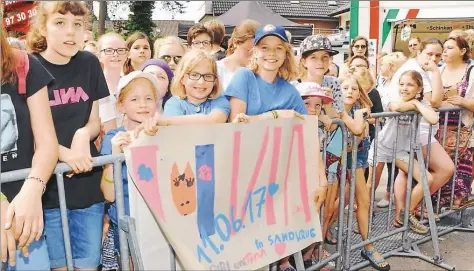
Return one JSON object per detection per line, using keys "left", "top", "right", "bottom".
{"left": 125, "top": 117, "right": 323, "bottom": 270}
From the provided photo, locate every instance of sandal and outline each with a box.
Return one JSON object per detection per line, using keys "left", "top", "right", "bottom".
{"left": 414, "top": 205, "right": 440, "bottom": 222}
{"left": 314, "top": 249, "right": 336, "bottom": 268}
{"left": 361, "top": 248, "right": 391, "bottom": 271}
{"left": 453, "top": 198, "right": 474, "bottom": 211}
{"left": 325, "top": 227, "right": 337, "bottom": 245}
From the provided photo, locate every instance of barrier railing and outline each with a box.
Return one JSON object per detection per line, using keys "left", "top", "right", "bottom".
{"left": 1, "top": 108, "right": 473, "bottom": 271}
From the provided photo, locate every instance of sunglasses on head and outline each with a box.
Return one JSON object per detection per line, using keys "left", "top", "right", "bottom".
{"left": 160, "top": 55, "right": 182, "bottom": 64}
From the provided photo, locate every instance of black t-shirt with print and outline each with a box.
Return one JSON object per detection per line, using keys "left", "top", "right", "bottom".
{"left": 368, "top": 88, "right": 383, "bottom": 142}
{"left": 1, "top": 55, "right": 54, "bottom": 201}
{"left": 36, "top": 51, "right": 109, "bottom": 210}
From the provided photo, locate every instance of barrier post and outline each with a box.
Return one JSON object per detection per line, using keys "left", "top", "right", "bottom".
{"left": 335, "top": 120, "right": 348, "bottom": 270}
{"left": 343, "top": 135, "right": 358, "bottom": 270}
{"left": 113, "top": 160, "right": 130, "bottom": 270}
{"left": 56, "top": 173, "right": 74, "bottom": 271}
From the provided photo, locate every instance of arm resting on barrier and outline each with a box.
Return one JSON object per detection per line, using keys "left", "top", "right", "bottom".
{"left": 448, "top": 96, "right": 474, "bottom": 112}
{"left": 388, "top": 101, "right": 417, "bottom": 112}
{"left": 412, "top": 100, "right": 439, "bottom": 125}
{"left": 341, "top": 109, "right": 366, "bottom": 136}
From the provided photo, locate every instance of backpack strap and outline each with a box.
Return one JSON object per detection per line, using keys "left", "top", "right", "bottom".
{"left": 12, "top": 49, "right": 29, "bottom": 95}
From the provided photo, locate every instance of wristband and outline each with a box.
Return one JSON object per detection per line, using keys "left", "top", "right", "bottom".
{"left": 25, "top": 176, "right": 46, "bottom": 195}
{"left": 103, "top": 176, "right": 115, "bottom": 184}
{"left": 271, "top": 110, "right": 279, "bottom": 119}
{"left": 1, "top": 192, "right": 7, "bottom": 201}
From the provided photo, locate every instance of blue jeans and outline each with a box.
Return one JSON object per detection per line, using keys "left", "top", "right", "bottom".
{"left": 44, "top": 202, "right": 104, "bottom": 269}
{"left": 5, "top": 236, "right": 50, "bottom": 271}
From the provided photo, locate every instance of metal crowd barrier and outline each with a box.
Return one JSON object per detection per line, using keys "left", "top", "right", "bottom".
{"left": 1, "top": 108, "right": 474, "bottom": 271}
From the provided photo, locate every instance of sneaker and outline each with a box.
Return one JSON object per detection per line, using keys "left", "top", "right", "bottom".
{"left": 409, "top": 214, "right": 429, "bottom": 234}
{"left": 377, "top": 199, "right": 390, "bottom": 208}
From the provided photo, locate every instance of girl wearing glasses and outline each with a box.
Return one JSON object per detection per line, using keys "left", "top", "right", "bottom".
{"left": 135, "top": 49, "right": 229, "bottom": 133}
{"left": 155, "top": 36, "right": 186, "bottom": 72}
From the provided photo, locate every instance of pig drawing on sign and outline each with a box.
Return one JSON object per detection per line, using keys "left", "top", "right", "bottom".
{"left": 171, "top": 162, "right": 197, "bottom": 216}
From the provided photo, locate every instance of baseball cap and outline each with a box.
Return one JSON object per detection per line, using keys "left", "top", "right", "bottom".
{"left": 299, "top": 35, "right": 339, "bottom": 57}
{"left": 117, "top": 71, "right": 164, "bottom": 99}
{"left": 254, "top": 24, "right": 288, "bottom": 45}
{"left": 295, "top": 82, "right": 333, "bottom": 104}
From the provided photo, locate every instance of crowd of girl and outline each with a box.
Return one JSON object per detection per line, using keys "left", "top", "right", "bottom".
{"left": 2, "top": 2, "right": 474, "bottom": 271}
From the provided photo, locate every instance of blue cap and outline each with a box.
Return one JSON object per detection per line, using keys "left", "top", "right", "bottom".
{"left": 254, "top": 24, "right": 288, "bottom": 45}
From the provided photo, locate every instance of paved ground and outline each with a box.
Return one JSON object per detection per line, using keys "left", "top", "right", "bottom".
{"left": 359, "top": 168, "right": 474, "bottom": 271}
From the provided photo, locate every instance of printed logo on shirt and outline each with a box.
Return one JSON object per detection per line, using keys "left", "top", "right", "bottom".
{"left": 50, "top": 87, "right": 90, "bottom": 107}
{"left": 1, "top": 94, "right": 19, "bottom": 161}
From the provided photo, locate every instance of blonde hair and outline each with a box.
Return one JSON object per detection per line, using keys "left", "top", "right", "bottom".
{"left": 171, "top": 49, "right": 221, "bottom": 99}
{"left": 249, "top": 39, "right": 297, "bottom": 81}
{"left": 339, "top": 73, "right": 373, "bottom": 110}
{"left": 117, "top": 77, "right": 157, "bottom": 106}
{"left": 97, "top": 32, "right": 125, "bottom": 51}
{"left": 381, "top": 52, "right": 407, "bottom": 71}
{"left": 227, "top": 19, "right": 259, "bottom": 56}
{"left": 449, "top": 29, "right": 468, "bottom": 40}
{"left": 465, "top": 29, "right": 474, "bottom": 57}
{"left": 26, "top": 1, "right": 89, "bottom": 53}
{"left": 351, "top": 66, "right": 374, "bottom": 93}
{"left": 154, "top": 36, "right": 187, "bottom": 58}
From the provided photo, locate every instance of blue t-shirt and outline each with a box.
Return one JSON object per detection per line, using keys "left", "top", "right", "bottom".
{"left": 225, "top": 67, "right": 307, "bottom": 115}
{"left": 163, "top": 96, "right": 231, "bottom": 117}
{"left": 100, "top": 126, "right": 129, "bottom": 225}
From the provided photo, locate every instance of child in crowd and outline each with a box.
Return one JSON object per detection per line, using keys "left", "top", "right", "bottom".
{"left": 26, "top": 2, "right": 110, "bottom": 269}
{"left": 123, "top": 32, "right": 152, "bottom": 75}
{"left": 338, "top": 74, "right": 390, "bottom": 271}
{"left": 295, "top": 82, "right": 337, "bottom": 268}
{"left": 380, "top": 71, "right": 439, "bottom": 231}
{"left": 100, "top": 71, "right": 162, "bottom": 270}
{"left": 140, "top": 59, "right": 174, "bottom": 110}
{"left": 135, "top": 49, "right": 229, "bottom": 136}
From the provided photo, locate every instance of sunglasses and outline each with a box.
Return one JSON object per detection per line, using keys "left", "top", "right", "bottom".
{"left": 354, "top": 45, "right": 367, "bottom": 50}
{"left": 160, "top": 55, "right": 182, "bottom": 64}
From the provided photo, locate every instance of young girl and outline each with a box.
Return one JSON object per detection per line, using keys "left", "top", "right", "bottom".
{"left": 123, "top": 32, "right": 152, "bottom": 75}
{"left": 338, "top": 74, "right": 390, "bottom": 271}
{"left": 97, "top": 32, "right": 127, "bottom": 138}
{"left": 1, "top": 24, "right": 58, "bottom": 270}
{"left": 100, "top": 71, "right": 162, "bottom": 270}
{"left": 26, "top": 2, "right": 110, "bottom": 269}
{"left": 295, "top": 82, "right": 337, "bottom": 268}
{"left": 135, "top": 49, "right": 230, "bottom": 136}
{"left": 225, "top": 25, "right": 322, "bottom": 271}
{"left": 140, "top": 59, "right": 174, "bottom": 110}
{"left": 376, "top": 71, "right": 439, "bottom": 231}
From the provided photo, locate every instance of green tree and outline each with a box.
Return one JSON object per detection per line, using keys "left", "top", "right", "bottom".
{"left": 126, "top": 1, "right": 156, "bottom": 38}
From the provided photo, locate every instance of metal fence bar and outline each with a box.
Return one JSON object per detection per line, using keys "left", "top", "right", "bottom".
{"left": 55, "top": 173, "right": 74, "bottom": 271}
{"left": 343, "top": 135, "right": 358, "bottom": 270}
{"left": 335, "top": 119, "right": 348, "bottom": 270}
{"left": 450, "top": 114, "right": 463, "bottom": 209}
{"left": 368, "top": 117, "right": 380, "bottom": 237}
{"left": 113, "top": 160, "right": 130, "bottom": 270}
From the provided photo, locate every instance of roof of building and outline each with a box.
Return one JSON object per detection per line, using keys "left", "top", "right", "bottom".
{"left": 207, "top": 1, "right": 349, "bottom": 18}
{"left": 154, "top": 20, "right": 195, "bottom": 36}
{"left": 328, "top": 2, "right": 350, "bottom": 16}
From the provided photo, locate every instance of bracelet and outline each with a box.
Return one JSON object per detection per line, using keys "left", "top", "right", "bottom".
{"left": 103, "top": 176, "right": 115, "bottom": 184}
{"left": 25, "top": 176, "right": 46, "bottom": 194}
{"left": 1, "top": 192, "right": 7, "bottom": 201}
{"left": 271, "top": 110, "right": 279, "bottom": 119}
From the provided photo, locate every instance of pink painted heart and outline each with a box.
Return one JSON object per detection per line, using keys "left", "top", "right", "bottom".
{"left": 274, "top": 243, "right": 287, "bottom": 257}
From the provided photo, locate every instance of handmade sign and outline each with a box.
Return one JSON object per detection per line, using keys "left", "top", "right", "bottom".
{"left": 124, "top": 117, "right": 323, "bottom": 270}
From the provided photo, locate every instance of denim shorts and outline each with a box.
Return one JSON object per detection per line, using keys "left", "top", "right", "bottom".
{"left": 347, "top": 139, "right": 370, "bottom": 170}
{"left": 44, "top": 202, "right": 104, "bottom": 269}
{"left": 5, "top": 236, "right": 50, "bottom": 271}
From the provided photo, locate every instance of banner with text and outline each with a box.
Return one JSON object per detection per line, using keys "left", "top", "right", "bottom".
{"left": 124, "top": 117, "right": 323, "bottom": 270}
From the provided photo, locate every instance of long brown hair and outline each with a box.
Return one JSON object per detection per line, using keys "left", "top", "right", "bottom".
{"left": 1, "top": 24, "right": 16, "bottom": 85}
{"left": 26, "top": 1, "right": 88, "bottom": 54}
{"left": 227, "top": 19, "right": 260, "bottom": 56}
{"left": 349, "top": 36, "right": 369, "bottom": 58}
{"left": 123, "top": 32, "right": 152, "bottom": 75}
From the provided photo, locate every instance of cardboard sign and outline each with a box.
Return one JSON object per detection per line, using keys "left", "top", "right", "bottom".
{"left": 124, "top": 117, "right": 323, "bottom": 270}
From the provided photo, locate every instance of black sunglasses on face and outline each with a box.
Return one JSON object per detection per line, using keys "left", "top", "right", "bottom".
{"left": 160, "top": 55, "right": 182, "bottom": 64}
